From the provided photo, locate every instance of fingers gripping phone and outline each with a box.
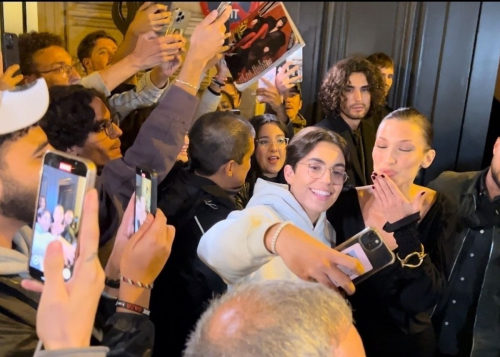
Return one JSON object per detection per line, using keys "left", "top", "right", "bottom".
{"left": 134, "top": 167, "right": 158, "bottom": 233}
{"left": 334, "top": 227, "right": 395, "bottom": 285}
{"left": 29, "top": 151, "right": 96, "bottom": 282}
{"left": 1, "top": 33, "right": 21, "bottom": 75}
{"left": 160, "top": 8, "right": 192, "bottom": 36}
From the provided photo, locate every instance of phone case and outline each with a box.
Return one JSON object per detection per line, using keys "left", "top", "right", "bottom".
{"left": 163, "top": 8, "right": 192, "bottom": 36}
{"left": 29, "top": 150, "right": 97, "bottom": 282}
{"left": 134, "top": 167, "right": 158, "bottom": 233}
{"left": 2, "top": 33, "right": 20, "bottom": 74}
{"left": 334, "top": 227, "right": 395, "bottom": 285}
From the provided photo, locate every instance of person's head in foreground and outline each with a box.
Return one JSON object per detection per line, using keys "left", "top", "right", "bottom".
{"left": 284, "top": 127, "right": 349, "bottom": 223}
{"left": 184, "top": 280, "right": 366, "bottom": 357}
{"left": 0, "top": 79, "right": 51, "bottom": 233}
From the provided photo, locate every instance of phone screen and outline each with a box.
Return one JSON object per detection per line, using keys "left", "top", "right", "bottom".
{"left": 134, "top": 168, "right": 157, "bottom": 233}
{"left": 29, "top": 153, "right": 94, "bottom": 282}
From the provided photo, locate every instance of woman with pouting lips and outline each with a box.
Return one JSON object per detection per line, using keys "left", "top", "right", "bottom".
{"left": 327, "top": 107, "right": 458, "bottom": 357}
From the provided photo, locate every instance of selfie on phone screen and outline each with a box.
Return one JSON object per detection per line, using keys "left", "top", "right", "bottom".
{"left": 30, "top": 165, "right": 86, "bottom": 279}
{"left": 135, "top": 172, "right": 152, "bottom": 232}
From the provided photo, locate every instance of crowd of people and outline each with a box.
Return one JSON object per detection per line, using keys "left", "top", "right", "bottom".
{"left": 0, "top": 3, "right": 498, "bottom": 357}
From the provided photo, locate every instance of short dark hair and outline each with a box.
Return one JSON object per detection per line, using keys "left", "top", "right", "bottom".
{"left": 319, "top": 56, "right": 385, "bottom": 117}
{"left": 383, "top": 107, "right": 434, "bottom": 149}
{"left": 40, "top": 85, "right": 109, "bottom": 151}
{"left": 366, "top": 52, "right": 394, "bottom": 69}
{"left": 77, "top": 31, "right": 117, "bottom": 73}
{"left": 189, "top": 111, "right": 255, "bottom": 176}
{"left": 19, "top": 31, "right": 64, "bottom": 76}
{"left": 285, "top": 127, "right": 349, "bottom": 170}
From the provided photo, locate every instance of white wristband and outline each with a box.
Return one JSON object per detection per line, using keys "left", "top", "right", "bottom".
{"left": 271, "top": 221, "right": 292, "bottom": 255}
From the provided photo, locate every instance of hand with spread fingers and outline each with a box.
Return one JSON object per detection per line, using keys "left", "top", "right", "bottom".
{"left": 256, "top": 77, "right": 283, "bottom": 111}
{"left": 276, "top": 61, "right": 302, "bottom": 95}
{"left": 371, "top": 172, "right": 426, "bottom": 224}
{"left": 265, "top": 223, "right": 364, "bottom": 295}
{"left": 128, "top": 2, "right": 172, "bottom": 36}
{"left": 21, "top": 189, "right": 104, "bottom": 350}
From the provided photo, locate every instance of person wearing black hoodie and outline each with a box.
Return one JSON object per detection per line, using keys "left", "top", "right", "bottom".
{"left": 150, "top": 111, "right": 255, "bottom": 356}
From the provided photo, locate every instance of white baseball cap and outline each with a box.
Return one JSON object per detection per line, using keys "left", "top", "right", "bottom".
{"left": 0, "top": 78, "right": 49, "bottom": 135}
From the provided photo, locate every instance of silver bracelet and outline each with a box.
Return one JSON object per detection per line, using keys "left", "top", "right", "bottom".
{"left": 175, "top": 78, "right": 199, "bottom": 91}
{"left": 271, "top": 221, "right": 292, "bottom": 255}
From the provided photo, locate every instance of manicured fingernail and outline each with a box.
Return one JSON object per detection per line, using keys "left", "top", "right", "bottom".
{"left": 373, "top": 172, "right": 378, "bottom": 176}
{"left": 381, "top": 174, "right": 385, "bottom": 178}
{"left": 421, "top": 192, "right": 425, "bottom": 196}
{"left": 371, "top": 175, "right": 376, "bottom": 180}
{"left": 372, "top": 186, "right": 375, "bottom": 189}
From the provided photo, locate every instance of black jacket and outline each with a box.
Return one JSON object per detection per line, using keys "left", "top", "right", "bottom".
{"left": 429, "top": 169, "right": 500, "bottom": 357}
{"left": 150, "top": 166, "right": 242, "bottom": 357}
{"left": 316, "top": 114, "right": 375, "bottom": 187}
{"left": 0, "top": 275, "right": 154, "bottom": 357}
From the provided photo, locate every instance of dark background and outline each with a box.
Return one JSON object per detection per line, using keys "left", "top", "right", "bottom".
{"left": 286, "top": 1, "right": 500, "bottom": 183}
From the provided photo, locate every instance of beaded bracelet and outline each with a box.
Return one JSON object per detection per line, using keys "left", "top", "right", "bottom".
{"left": 116, "top": 300, "right": 150, "bottom": 316}
{"left": 271, "top": 221, "right": 292, "bottom": 255}
{"left": 119, "top": 274, "right": 154, "bottom": 289}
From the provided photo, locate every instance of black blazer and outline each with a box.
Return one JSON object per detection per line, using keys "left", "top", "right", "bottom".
{"left": 316, "top": 114, "right": 376, "bottom": 187}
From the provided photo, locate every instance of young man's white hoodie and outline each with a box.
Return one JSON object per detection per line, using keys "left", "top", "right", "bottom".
{"left": 197, "top": 178, "right": 336, "bottom": 286}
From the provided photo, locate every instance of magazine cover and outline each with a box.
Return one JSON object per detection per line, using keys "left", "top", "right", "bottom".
{"left": 225, "top": 1, "right": 305, "bottom": 91}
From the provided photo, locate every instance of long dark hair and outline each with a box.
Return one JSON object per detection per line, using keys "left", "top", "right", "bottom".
{"left": 246, "top": 114, "right": 289, "bottom": 196}
{"left": 319, "top": 56, "right": 385, "bottom": 118}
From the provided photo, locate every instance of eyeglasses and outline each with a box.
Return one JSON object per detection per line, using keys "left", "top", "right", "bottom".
{"left": 93, "top": 118, "right": 118, "bottom": 138}
{"left": 297, "top": 163, "right": 348, "bottom": 185}
{"left": 256, "top": 137, "right": 289, "bottom": 148}
{"left": 38, "top": 64, "right": 75, "bottom": 76}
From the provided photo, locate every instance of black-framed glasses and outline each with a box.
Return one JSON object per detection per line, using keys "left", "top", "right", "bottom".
{"left": 256, "top": 137, "right": 289, "bottom": 148}
{"left": 38, "top": 64, "right": 75, "bottom": 76}
{"left": 93, "top": 118, "right": 118, "bottom": 138}
{"left": 297, "top": 163, "right": 348, "bottom": 185}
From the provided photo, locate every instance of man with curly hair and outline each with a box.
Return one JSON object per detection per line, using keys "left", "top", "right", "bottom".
{"left": 317, "top": 56, "right": 385, "bottom": 187}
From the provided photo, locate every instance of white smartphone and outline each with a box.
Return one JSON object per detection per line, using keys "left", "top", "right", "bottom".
{"left": 334, "top": 227, "right": 395, "bottom": 285}
{"left": 29, "top": 150, "right": 96, "bottom": 282}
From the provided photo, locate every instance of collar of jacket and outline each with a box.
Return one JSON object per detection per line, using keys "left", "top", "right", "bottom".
{"left": 458, "top": 168, "right": 490, "bottom": 228}
{"left": 180, "top": 170, "right": 238, "bottom": 210}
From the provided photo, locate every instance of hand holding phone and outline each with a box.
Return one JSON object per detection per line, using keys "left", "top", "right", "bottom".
{"left": 334, "top": 228, "right": 395, "bottom": 285}
{"left": 134, "top": 167, "right": 158, "bottom": 233}
{"left": 29, "top": 151, "right": 97, "bottom": 282}
{"left": 22, "top": 189, "right": 104, "bottom": 350}
{"left": 1, "top": 33, "right": 22, "bottom": 79}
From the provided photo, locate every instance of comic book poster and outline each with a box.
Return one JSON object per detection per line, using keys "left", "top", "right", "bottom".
{"left": 224, "top": 1, "right": 305, "bottom": 91}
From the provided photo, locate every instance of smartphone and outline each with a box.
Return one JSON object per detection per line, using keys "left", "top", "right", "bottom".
{"left": 216, "top": 2, "right": 232, "bottom": 19}
{"left": 1, "top": 33, "right": 21, "bottom": 75}
{"left": 162, "top": 8, "right": 192, "bottom": 36}
{"left": 134, "top": 167, "right": 158, "bottom": 233}
{"left": 334, "top": 227, "right": 395, "bottom": 285}
{"left": 29, "top": 150, "right": 97, "bottom": 282}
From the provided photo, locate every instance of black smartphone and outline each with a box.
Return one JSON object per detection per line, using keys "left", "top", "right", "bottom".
{"left": 334, "top": 227, "right": 395, "bottom": 285}
{"left": 134, "top": 167, "right": 158, "bottom": 233}
{"left": 29, "top": 151, "right": 97, "bottom": 282}
{"left": 2, "top": 33, "right": 21, "bottom": 75}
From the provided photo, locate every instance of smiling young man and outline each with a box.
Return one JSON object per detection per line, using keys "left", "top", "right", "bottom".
{"left": 317, "top": 57, "right": 385, "bottom": 187}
